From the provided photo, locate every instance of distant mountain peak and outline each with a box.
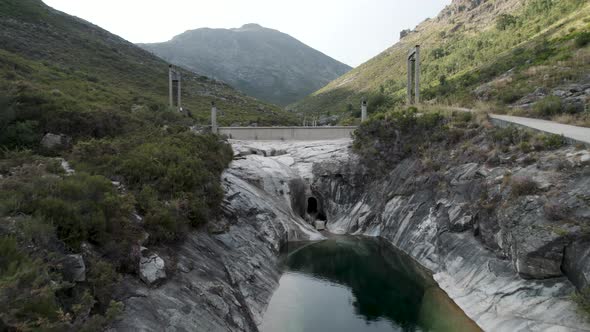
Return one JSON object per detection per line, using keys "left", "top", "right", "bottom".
{"left": 139, "top": 25, "right": 351, "bottom": 106}
{"left": 239, "top": 23, "right": 263, "bottom": 30}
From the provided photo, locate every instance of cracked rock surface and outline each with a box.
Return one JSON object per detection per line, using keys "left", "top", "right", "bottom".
{"left": 115, "top": 138, "right": 590, "bottom": 331}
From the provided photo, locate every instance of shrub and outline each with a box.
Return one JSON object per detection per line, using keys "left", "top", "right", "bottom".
{"left": 433, "top": 48, "right": 447, "bottom": 59}
{"left": 534, "top": 96, "right": 563, "bottom": 117}
{"left": 33, "top": 173, "right": 139, "bottom": 253}
{"left": 533, "top": 133, "right": 566, "bottom": 150}
{"left": 511, "top": 176, "right": 538, "bottom": 197}
{"left": 72, "top": 130, "right": 233, "bottom": 244}
{"left": 499, "top": 90, "right": 523, "bottom": 104}
{"left": 573, "top": 288, "right": 590, "bottom": 318}
{"left": 1, "top": 167, "right": 140, "bottom": 262}
{"left": 352, "top": 108, "right": 446, "bottom": 170}
{"left": 491, "top": 125, "right": 529, "bottom": 147}
{"left": 574, "top": 31, "right": 590, "bottom": 48}
{"left": 0, "top": 120, "right": 40, "bottom": 149}
{"left": 519, "top": 141, "right": 532, "bottom": 153}
{"left": 0, "top": 237, "right": 123, "bottom": 331}
{"left": 0, "top": 237, "right": 65, "bottom": 331}
{"left": 496, "top": 14, "right": 517, "bottom": 30}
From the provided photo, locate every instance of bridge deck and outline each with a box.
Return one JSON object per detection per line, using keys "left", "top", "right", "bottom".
{"left": 218, "top": 126, "right": 357, "bottom": 141}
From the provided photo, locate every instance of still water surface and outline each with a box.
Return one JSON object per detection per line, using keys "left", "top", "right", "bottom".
{"left": 261, "top": 237, "right": 481, "bottom": 332}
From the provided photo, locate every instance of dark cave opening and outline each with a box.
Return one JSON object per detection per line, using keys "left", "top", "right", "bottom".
{"left": 307, "top": 197, "right": 327, "bottom": 222}
{"left": 307, "top": 197, "right": 318, "bottom": 214}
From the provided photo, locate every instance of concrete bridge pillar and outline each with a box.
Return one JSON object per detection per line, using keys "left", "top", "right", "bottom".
{"left": 177, "top": 72, "right": 182, "bottom": 109}
{"left": 414, "top": 45, "right": 420, "bottom": 104}
{"left": 361, "top": 99, "right": 368, "bottom": 122}
{"left": 211, "top": 102, "right": 218, "bottom": 134}
{"left": 168, "top": 65, "right": 182, "bottom": 110}
{"left": 407, "top": 45, "right": 421, "bottom": 105}
{"left": 407, "top": 57, "right": 412, "bottom": 105}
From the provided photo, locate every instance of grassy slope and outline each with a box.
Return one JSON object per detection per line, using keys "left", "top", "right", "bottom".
{"left": 291, "top": 0, "right": 590, "bottom": 122}
{"left": 0, "top": 0, "right": 297, "bottom": 131}
{"left": 0, "top": 1, "right": 288, "bottom": 329}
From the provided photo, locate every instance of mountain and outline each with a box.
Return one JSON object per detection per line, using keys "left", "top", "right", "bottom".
{"left": 0, "top": 0, "right": 297, "bottom": 148}
{"left": 1, "top": 1, "right": 294, "bottom": 329}
{"left": 291, "top": 0, "right": 590, "bottom": 124}
{"left": 138, "top": 24, "right": 352, "bottom": 106}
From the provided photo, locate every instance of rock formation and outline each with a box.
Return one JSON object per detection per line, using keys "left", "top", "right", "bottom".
{"left": 116, "top": 138, "right": 590, "bottom": 331}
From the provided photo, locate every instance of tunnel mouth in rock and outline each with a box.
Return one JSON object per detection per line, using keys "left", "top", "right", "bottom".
{"left": 306, "top": 196, "right": 328, "bottom": 228}
{"left": 307, "top": 197, "right": 318, "bottom": 215}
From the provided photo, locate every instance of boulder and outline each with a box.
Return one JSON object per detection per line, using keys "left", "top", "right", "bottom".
{"left": 40, "top": 133, "right": 72, "bottom": 151}
{"left": 563, "top": 239, "right": 590, "bottom": 291}
{"left": 139, "top": 248, "right": 167, "bottom": 286}
{"left": 498, "top": 197, "right": 569, "bottom": 279}
{"left": 314, "top": 219, "right": 326, "bottom": 231}
{"left": 60, "top": 254, "right": 86, "bottom": 282}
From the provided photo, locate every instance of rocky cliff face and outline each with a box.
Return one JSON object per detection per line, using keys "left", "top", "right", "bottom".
{"left": 312, "top": 146, "right": 590, "bottom": 330}
{"left": 138, "top": 24, "right": 352, "bottom": 106}
{"left": 115, "top": 137, "right": 590, "bottom": 331}
{"left": 112, "top": 141, "right": 354, "bottom": 331}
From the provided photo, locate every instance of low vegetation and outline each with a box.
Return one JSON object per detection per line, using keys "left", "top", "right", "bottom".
{"left": 0, "top": 152, "right": 129, "bottom": 330}
{"left": 0, "top": 131, "right": 233, "bottom": 329}
{"left": 352, "top": 107, "right": 483, "bottom": 172}
{"left": 510, "top": 176, "right": 539, "bottom": 197}
{"left": 573, "top": 288, "right": 590, "bottom": 318}
{"left": 72, "top": 129, "right": 233, "bottom": 244}
{"left": 0, "top": 0, "right": 242, "bottom": 329}
{"left": 292, "top": 0, "right": 590, "bottom": 126}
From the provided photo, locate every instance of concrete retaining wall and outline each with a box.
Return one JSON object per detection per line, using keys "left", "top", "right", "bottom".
{"left": 218, "top": 127, "right": 357, "bottom": 141}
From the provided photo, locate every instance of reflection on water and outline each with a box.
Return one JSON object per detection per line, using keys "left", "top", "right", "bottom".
{"left": 261, "top": 237, "right": 481, "bottom": 332}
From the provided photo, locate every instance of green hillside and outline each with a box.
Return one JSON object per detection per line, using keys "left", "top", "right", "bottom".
{"left": 139, "top": 24, "right": 351, "bottom": 106}
{"left": 291, "top": 0, "right": 590, "bottom": 125}
{"left": 0, "top": 0, "right": 297, "bottom": 147}
{"left": 0, "top": 0, "right": 295, "bottom": 330}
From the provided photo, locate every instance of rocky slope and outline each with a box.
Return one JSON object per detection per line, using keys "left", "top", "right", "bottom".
{"left": 112, "top": 141, "right": 354, "bottom": 330}
{"left": 138, "top": 24, "right": 352, "bottom": 106}
{"left": 0, "top": 0, "right": 297, "bottom": 137}
{"left": 290, "top": 0, "right": 590, "bottom": 123}
{"left": 116, "top": 132, "right": 590, "bottom": 331}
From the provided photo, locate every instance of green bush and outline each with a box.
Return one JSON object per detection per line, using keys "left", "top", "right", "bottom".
{"left": 433, "top": 48, "right": 447, "bottom": 59}
{"left": 511, "top": 177, "right": 538, "bottom": 197}
{"left": 536, "top": 133, "right": 566, "bottom": 150}
{"left": 534, "top": 96, "right": 562, "bottom": 116}
{"left": 0, "top": 236, "right": 123, "bottom": 331}
{"left": 352, "top": 108, "right": 446, "bottom": 170}
{"left": 0, "top": 236, "right": 64, "bottom": 331}
{"left": 573, "top": 288, "right": 590, "bottom": 318}
{"left": 72, "top": 130, "right": 233, "bottom": 244}
{"left": 491, "top": 126, "right": 529, "bottom": 147}
{"left": 496, "top": 14, "right": 518, "bottom": 30}
{"left": 0, "top": 166, "right": 140, "bottom": 261}
{"left": 499, "top": 90, "right": 523, "bottom": 104}
{"left": 33, "top": 173, "right": 139, "bottom": 253}
{"left": 574, "top": 31, "right": 590, "bottom": 48}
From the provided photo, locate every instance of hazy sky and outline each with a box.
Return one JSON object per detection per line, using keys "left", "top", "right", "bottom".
{"left": 42, "top": 0, "right": 450, "bottom": 67}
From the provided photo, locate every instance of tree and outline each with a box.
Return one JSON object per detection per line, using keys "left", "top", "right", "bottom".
{"left": 433, "top": 48, "right": 446, "bottom": 59}
{"left": 496, "top": 14, "right": 517, "bottom": 31}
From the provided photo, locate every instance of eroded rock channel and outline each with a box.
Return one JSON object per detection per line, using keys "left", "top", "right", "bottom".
{"left": 115, "top": 139, "right": 590, "bottom": 332}
{"left": 261, "top": 237, "right": 481, "bottom": 332}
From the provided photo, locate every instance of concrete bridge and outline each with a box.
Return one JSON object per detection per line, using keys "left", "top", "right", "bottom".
{"left": 218, "top": 126, "right": 357, "bottom": 141}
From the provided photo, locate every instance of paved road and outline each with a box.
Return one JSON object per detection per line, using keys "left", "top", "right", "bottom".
{"left": 452, "top": 108, "right": 590, "bottom": 145}
{"left": 489, "top": 114, "right": 590, "bottom": 145}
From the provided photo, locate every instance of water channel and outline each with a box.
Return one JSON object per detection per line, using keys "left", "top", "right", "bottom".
{"left": 261, "top": 236, "right": 481, "bottom": 332}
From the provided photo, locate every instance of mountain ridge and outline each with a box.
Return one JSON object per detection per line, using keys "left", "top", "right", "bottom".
{"left": 139, "top": 24, "right": 352, "bottom": 106}
{"left": 291, "top": 0, "right": 590, "bottom": 125}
